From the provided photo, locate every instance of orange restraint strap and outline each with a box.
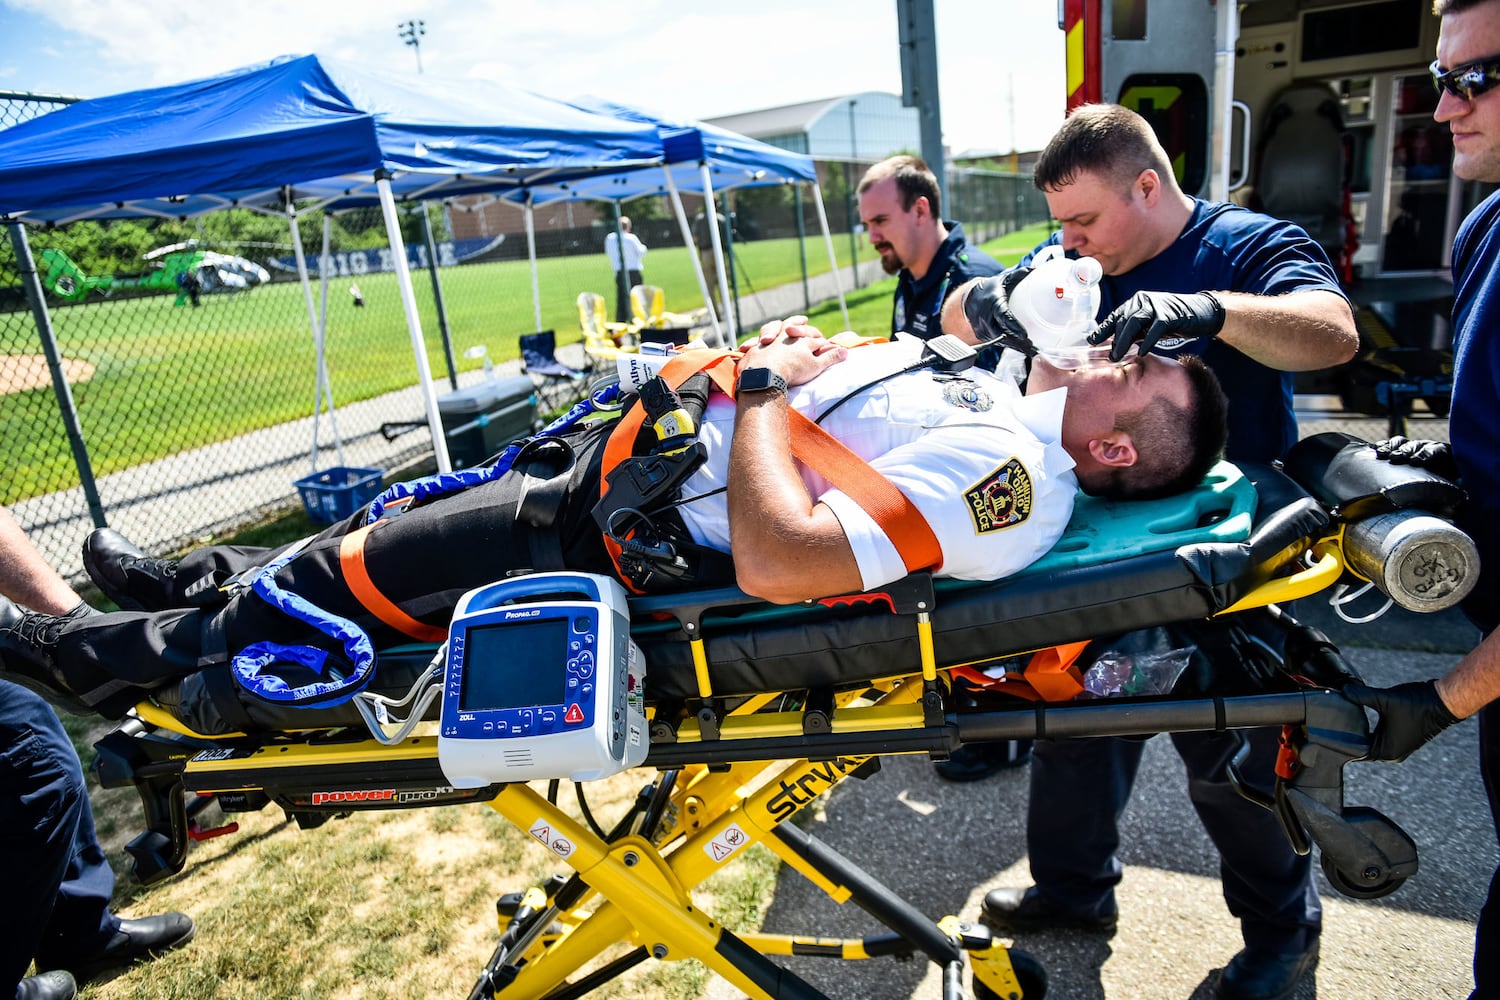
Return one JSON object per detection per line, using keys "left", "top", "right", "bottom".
{"left": 338, "top": 520, "right": 448, "bottom": 643}
{"left": 949, "top": 641, "right": 1092, "bottom": 702}
{"left": 600, "top": 349, "right": 943, "bottom": 584}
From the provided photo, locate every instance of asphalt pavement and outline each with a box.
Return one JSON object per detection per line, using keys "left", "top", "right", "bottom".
{"left": 702, "top": 647, "right": 1485, "bottom": 1000}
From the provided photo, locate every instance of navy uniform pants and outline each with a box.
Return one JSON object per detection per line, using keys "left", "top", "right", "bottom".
{"left": 1027, "top": 724, "right": 1322, "bottom": 953}
{"left": 0, "top": 680, "right": 118, "bottom": 994}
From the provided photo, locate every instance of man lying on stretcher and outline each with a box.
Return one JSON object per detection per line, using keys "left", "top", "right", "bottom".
{"left": 0, "top": 316, "right": 1227, "bottom": 719}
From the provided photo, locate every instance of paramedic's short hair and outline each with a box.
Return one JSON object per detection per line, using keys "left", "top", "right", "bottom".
{"left": 1092, "top": 355, "right": 1229, "bottom": 501}
{"left": 858, "top": 155, "right": 942, "bottom": 219}
{"left": 1033, "top": 104, "right": 1179, "bottom": 198}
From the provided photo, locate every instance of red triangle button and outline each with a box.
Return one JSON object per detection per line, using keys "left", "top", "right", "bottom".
{"left": 564, "top": 703, "right": 585, "bottom": 724}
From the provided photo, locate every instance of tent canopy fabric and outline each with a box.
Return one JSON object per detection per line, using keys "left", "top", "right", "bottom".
{"left": 0, "top": 54, "right": 668, "bottom": 224}
{"left": 0, "top": 55, "right": 823, "bottom": 221}
{"left": 501, "top": 96, "right": 819, "bottom": 206}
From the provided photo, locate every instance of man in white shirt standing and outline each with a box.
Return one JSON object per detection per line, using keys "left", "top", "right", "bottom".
{"left": 604, "top": 215, "right": 648, "bottom": 323}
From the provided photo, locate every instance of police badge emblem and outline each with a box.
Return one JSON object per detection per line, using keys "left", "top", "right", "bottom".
{"left": 965, "top": 458, "right": 1033, "bottom": 533}
{"left": 941, "top": 379, "right": 993, "bottom": 412}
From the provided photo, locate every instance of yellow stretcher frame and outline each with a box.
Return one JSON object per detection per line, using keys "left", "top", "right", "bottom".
{"left": 133, "top": 530, "right": 1390, "bottom": 1000}
{"left": 177, "top": 676, "right": 1032, "bottom": 999}
{"left": 95, "top": 432, "right": 1464, "bottom": 997}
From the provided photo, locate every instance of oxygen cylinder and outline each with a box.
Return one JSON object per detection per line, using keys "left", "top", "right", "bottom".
{"left": 1008, "top": 246, "right": 1105, "bottom": 353}
{"left": 1343, "top": 508, "right": 1480, "bottom": 613}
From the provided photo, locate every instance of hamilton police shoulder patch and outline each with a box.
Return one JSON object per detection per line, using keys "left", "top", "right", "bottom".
{"left": 965, "top": 458, "right": 1033, "bottom": 533}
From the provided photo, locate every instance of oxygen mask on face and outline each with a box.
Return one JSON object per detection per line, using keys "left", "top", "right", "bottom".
{"left": 1009, "top": 247, "right": 1105, "bottom": 361}
{"left": 1034, "top": 342, "right": 1141, "bottom": 371}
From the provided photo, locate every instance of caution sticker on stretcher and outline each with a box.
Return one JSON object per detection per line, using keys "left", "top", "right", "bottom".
{"left": 529, "top": 818, "right": 575, "bottom": 859}
{"left": 704, "top": 823, "right": 749, "bottom": 863}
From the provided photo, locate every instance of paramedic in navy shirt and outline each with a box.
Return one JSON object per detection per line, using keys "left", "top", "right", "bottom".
{"left": 857, "top": 156, "right": 1004, "bottom": 360}
{"left": 1337, "top": 2, "right": 1500, "bottom": 996}
{"left": 950, "top": 103, "right": 1357, "bottom": 1000}
{"left": 856, "top": 155, "right": 1029, "bottom": 780}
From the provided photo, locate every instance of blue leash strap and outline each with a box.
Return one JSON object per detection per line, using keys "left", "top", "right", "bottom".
{"left": 230, "top": 545, "right": 377, "bottom": 707}
{"left": 365, "top": 387, "right": 618, "bottom": 524}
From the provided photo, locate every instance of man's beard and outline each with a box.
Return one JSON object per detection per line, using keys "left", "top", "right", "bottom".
{"left": 876, "top": 244, "right": 904, "bottom": 275}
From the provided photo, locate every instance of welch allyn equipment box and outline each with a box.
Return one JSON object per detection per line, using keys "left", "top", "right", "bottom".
{"left": 437, "top": 572, "right": 647, "bottom": 786}
{"left": 437, "top": 376, "right": 537, "bottom": 468}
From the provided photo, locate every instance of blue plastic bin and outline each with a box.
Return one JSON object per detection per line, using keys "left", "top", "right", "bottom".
{"left": 294, "top": 466, "right": 384, "bottom": 524}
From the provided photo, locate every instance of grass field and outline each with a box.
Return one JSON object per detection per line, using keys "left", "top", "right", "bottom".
{"left": 8, "top": 233, "right": 883, "bottom": 504}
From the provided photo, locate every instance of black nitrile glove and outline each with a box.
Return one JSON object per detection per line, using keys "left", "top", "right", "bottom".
{"left": 1372, "top": 435, "right": 1461, "bottom": 482}
{"left": 962, "top": 268, "right": 1036, "bottom": 357}
{"left": 1088, "top": 290, "right": 1227, "bottom": 362}
{"left": 1344, "top": 679, "right": 1461, "bottom": 762}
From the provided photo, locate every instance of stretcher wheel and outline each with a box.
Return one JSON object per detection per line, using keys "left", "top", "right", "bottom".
{"left": 972, "top": 948, "right": 1047, "bottom": 999}
{"left": 1319, "top": 852, "right": 1406, "bottom": 900}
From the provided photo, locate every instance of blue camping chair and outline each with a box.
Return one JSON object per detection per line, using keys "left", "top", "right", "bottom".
{"left": 520, "top": 330, "right": 589, "bottom": 415}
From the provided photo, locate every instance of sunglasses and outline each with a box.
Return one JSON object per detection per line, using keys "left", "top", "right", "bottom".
{"left": 1430, "top": 55, "right": 1500, "bottom": 101}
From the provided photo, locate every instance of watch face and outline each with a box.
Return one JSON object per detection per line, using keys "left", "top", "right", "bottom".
{"left": 738, "top": 368, "right": 786, "bottom": 393}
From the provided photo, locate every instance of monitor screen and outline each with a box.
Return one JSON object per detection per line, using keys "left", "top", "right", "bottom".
{"left": 459, "top": 618, "right": 570, "bottom": 712}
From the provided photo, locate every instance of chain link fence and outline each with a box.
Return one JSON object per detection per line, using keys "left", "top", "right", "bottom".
{"left": 2, "top": 91, "right": 1051, "bottom": 582}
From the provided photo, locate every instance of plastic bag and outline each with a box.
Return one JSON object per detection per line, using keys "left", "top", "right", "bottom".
{"left": 1079, "top": 629, "right": 1193, "bottom": 699}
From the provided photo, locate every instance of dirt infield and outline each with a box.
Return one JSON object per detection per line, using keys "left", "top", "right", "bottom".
{"left": 0, "top": 352, "right": 95, "bottom": 394}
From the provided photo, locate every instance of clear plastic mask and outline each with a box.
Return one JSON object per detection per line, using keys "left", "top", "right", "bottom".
{"left": 1035, "top": 342, "right": 1140, "bottom": 370}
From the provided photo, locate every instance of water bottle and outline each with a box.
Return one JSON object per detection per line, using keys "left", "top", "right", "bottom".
{"left": 1008, "top": 246, "right": 1104, "bottom": 354}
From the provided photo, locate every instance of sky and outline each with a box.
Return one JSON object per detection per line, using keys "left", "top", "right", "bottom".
{"left": 0, "top": 0, "right": 1067, "bottom": 155}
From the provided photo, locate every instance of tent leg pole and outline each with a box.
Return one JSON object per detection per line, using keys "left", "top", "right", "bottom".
{"left": 699, "top": 164, "right": 735, "bottom": 342}
{"left": 422, "top": 208, "right": 459, "bottom": 391}
{"left": 810, "top": 182, "right": 850, "bottom": 331}
{"left": 289, "top": 205, "right": 342, "bottom": 473}
{"left": 524, "top": 196, "right": 543, "bottom": 334}
{"left": 318, "top": 214, "right": 346, "bottom": 469}
{"left": 663, "top": 166, "right": 722, "bottom": 345}
{"left": 796, "top": 185, "right": 811, "bottom": 314}
{"left": 377, "top": 175, "right": 452, "bottom": 473}
{"left": 8, "top": 222, "right": 106, "bottom": 529}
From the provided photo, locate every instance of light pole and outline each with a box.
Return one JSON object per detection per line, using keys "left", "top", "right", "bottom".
{"left": 398, "top": 19, "right": 426, "bottom": 73}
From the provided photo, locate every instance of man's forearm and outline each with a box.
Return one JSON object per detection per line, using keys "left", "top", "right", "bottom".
{"left": 727, "top": 393, "right": 861, "bottom": 603}
{"left": 0, "top": 506, "right": 81, "bottom": 615}
{"left": 1436, "top": 629, "right": 1500, "bottom": 720}
{"left": 1213, "top": 289, "right": 1358, "bottom": 371}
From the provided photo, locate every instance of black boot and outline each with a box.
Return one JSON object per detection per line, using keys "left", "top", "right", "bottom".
{"left": 39, "top": 912, "right": 196, "bottom": 983}
{"left": 82, "top": 528, "right": 179, "bottom": 611}
{"left": 0, "top": 597, "right": 95, "bottom": 716}
{"left": 15, "top": 971, "right": 77, "bottom": 1000}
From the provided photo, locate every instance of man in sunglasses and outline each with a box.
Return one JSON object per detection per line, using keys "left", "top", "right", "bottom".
{"left": 1338, "top": 3, "right": 1500, "bottom": 998}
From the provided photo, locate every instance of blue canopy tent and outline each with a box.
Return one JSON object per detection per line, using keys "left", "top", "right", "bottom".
{"left": 491, "top": 98, "right": 847, "bottom": 340}
{"left": 0, "top": 54, "right": 667, "bottom": 471}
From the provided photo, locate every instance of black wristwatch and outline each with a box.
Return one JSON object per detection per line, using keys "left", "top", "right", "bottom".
{"left": 737, "top": 367, "right": 789, "bottom": 395}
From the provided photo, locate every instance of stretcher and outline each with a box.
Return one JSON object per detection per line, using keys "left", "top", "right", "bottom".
{"left": 91, "top": 431, "right": 1476, "bottom": 1000}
